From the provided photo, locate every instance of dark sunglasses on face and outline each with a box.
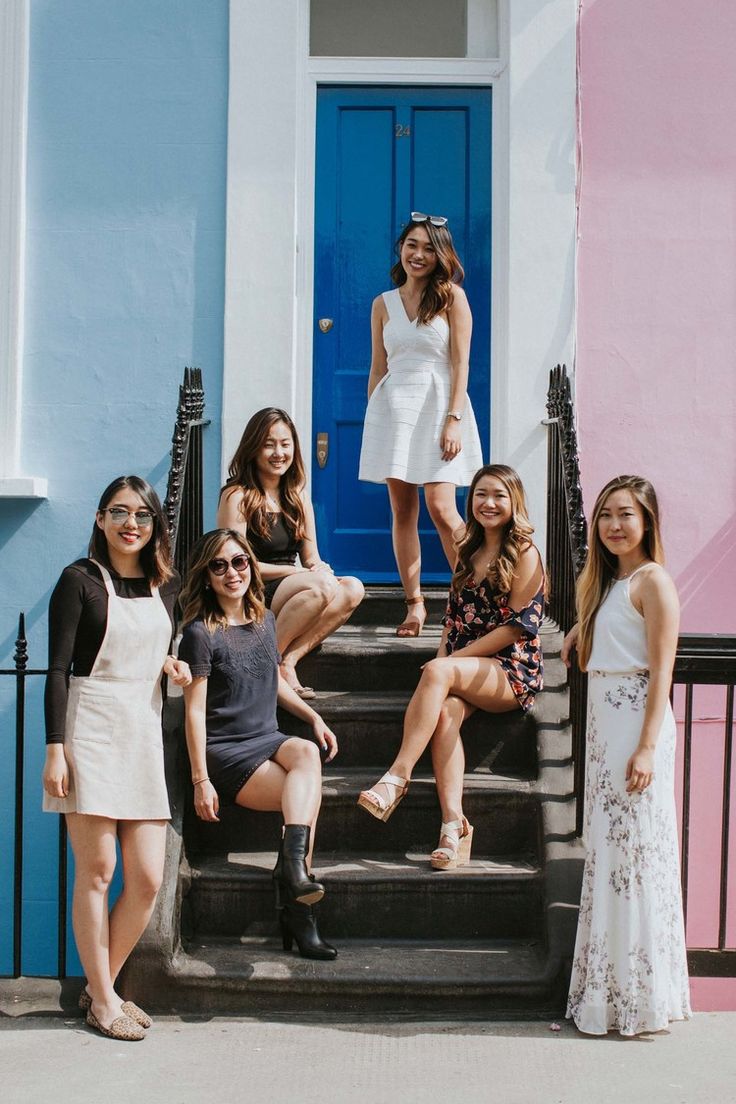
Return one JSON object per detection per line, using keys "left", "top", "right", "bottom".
{"left": 410, "top": 211, "right": 448, "bottom": 227}
{"left": 208, "top": 553, "right": 251, "bottom": 576}
{"left": 102, "top": 507, "right": 155, "bottom": 526}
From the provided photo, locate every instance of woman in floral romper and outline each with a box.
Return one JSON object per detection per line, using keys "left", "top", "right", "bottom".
{"left": 358, "top": 465, "right": 545, "bottom": 869}
{"left": 563, "top": 475, "right": 691, "bottom": 1035}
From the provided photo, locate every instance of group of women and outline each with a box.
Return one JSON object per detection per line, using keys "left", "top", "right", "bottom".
{"left": 42, "top": 214, "right": 690, "bottom": 1042}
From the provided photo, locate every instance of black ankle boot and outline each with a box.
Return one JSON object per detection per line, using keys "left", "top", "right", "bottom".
{"left": 272, "top": 824, "right": 324, "bottom": 906}
{"left": 280, "top": 901, "right": 337, "bottom": 961}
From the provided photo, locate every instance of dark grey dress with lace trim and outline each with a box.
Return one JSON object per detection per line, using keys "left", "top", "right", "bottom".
{"left": 178, "top": 610, "right": 290, "bottom": 801}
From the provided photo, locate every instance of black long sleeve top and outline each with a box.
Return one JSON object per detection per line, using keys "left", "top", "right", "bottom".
{"left": 44, "top": 559, "right": 179, "bottom": 744}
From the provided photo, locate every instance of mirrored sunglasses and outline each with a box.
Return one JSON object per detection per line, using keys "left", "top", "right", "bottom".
{"left": 208, "top": 553, "right": 251, "bottom": 576}
{"left": 410, "top": 211, "right": 448, "bottom": 227}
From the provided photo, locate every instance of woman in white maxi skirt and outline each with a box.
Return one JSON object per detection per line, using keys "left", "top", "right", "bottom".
{"left": 359, "top": 214, "right": 483, "bottom": 637}
{"left": 42, "top": 476, "right": 191, "bottom": 1041}
{"left": 562, "top": 475, "right": 691, "bottom": 1036}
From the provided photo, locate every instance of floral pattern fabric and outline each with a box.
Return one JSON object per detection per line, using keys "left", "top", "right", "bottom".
{"left": 443, "top": 577, "right": 544, "bottom": 711}
{"left": 566, "top": 672, "right": 691, "bottom": 1035}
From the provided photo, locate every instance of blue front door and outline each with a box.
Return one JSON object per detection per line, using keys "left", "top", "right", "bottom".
{"left": 312, "top": 86, "right": 492, "bottom": 582}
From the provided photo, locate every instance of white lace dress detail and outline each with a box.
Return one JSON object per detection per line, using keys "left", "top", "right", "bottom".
{"left": 566, "top": 571, "right": 692, "bottom": 1035}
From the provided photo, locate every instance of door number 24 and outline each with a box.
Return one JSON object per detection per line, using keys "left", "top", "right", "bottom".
{"left": 395, "top": 123, "right": 411, "bottom": 138}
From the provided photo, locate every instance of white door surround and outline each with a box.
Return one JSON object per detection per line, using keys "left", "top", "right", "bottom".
{"left": 223, "top": 0, "right": 577, "bottom": 540}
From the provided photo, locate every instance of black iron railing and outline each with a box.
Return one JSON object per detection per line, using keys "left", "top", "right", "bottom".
{"left": 544, "top": 364, "right": 588, "bottom": 835}
{"left": 0, "top": 370, "right": 208, "bottom": 979}
{"left": 163, "top": 366, "right": 209, "bottom": 576}
{"left": 674, "top": 635, "right": 736, "bottom": 977}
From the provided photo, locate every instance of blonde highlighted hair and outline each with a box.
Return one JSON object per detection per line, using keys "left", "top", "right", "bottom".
{"left": 179, "top": 529, "right": 265, "bottom": 632}
{"left": 452, "top": 465, "right": 537, "bottom": 596}
{"left": 576, "top": 475, "right": 665, "bottom": 669}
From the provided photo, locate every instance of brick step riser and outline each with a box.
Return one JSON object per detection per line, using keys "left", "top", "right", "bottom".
{"left": 184, "top": 795, "right": 541, "bottom": 858}
{"left": 185, "top": 878, "right": 544, "bottom": 941}
{"left": 277, "top": 708, "right": 538, "bottom": 776}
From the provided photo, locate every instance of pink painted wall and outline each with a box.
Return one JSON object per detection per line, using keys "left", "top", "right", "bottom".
{"left": 576, "top": 0, "right": 736, "bottom": 1008}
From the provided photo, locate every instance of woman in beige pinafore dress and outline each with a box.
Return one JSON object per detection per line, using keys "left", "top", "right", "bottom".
{"left": 42, "top": 475, "right": 191, "bottom": 1042}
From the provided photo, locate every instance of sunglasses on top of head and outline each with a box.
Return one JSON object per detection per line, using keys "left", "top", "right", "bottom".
{"left": 208, "top": 553, "right": 251, "bottom": 576}
{"left": 410, "top": 211, "right": 448, "bottom": 227}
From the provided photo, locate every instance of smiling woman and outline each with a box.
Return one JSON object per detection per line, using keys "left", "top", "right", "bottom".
{"left": 358, "top": 215, "right": 484, "bottom": 636}
{"left": 41, "top": 475, "right": 191, "bottom": 1042}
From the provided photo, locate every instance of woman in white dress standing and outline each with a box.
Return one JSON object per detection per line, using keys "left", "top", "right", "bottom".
{"left": 359, "top": 214, "right": 483, "bottom": 636}
{"left": 563, "top": 474, "right": 691, "bottom": 1036}
{"left": 42, "top": 476, "right": 191, "bottom": 1041}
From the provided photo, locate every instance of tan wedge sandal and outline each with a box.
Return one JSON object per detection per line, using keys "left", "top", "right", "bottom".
{"left": 396, "top": 595, "right": 426, "bottom": 638}
{"left": 357, "top": 772, "right": 409, "bottom": 821}
{"left": 430, "top": 817, "right": 474, "bottom": 870}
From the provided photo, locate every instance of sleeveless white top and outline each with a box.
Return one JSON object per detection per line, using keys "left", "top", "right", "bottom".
{"left": 358, "top": 288, "right": 483, "bottom": 485}
{"left": 587, "top": 566, "right": 650, "bottom": 674}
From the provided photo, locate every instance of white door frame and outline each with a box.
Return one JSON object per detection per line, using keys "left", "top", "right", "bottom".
{"left": 224, "top": 0, "right": 577, "bottom": 540}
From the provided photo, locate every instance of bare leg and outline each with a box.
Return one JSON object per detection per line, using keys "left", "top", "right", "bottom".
{"left": 65, "top": 813, "right": 123, "bottom": 1027}
{"left": 108, "top": 820, "right": 167, "bottom": 985}
{"left": 236, "top": 739, "right": 323, "bottom": 865}
{"left": 362, "top": 657, "right": 519, "bottom": 811}
{"left": 386, "top": 478, "right": 426, "bottom": 633}
{"left": 270, "top": 572, "right": 336, "bottom": 689}
{"left": 285, "top": 576, "right": 364, "bottom": 667}
{"left": 431, "top": 695, "right": 474, "bottom": 825}
{"left": 425, "top": 482, "right": 464, "bottom": 569}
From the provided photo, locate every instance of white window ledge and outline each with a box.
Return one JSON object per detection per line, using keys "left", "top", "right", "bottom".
{"left": 0, "top": 476, "right": 48, "bottom": 499}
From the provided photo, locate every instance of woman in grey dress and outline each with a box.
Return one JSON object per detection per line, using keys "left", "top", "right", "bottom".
{"left": 179, "top": 528, "right": 338, "bottom": 960}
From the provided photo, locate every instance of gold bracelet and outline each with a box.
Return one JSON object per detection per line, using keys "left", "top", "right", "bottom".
{"left": 192, "top": 776, "right": 209, "bottom": 786}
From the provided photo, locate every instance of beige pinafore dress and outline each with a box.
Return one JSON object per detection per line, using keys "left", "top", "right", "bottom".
{"left": 43, "top": 561, "right": 172, "bottom": 820}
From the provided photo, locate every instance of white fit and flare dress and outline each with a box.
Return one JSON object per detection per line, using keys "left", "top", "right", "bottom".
{"left": 358, "top": 288, "right": 483, "bottom": 485}
{"left": 566, "top": 568, "right": 691, "bottom": 1035}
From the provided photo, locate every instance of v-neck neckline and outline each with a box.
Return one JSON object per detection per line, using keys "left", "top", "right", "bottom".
{"left": 396, "top": 289, "right": 419, "bottom": 326}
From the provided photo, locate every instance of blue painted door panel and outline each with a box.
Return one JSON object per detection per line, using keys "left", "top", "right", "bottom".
{"left": 312, "top": 86, "right": 491, "bottom": 582}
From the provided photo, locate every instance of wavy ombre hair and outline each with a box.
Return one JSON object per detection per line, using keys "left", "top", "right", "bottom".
{"left": 90, "top": 475, "right": 173, "bottom": 586}
{"left": 390, "top": 217, "right": 464, "bottom": 326}
{"left": 576, "top": 475, "right": 665, "bottom": 670}
{"left": 452, "top": 465, "right": 536, "bottom": 596}
{"left": 222, "top": 408, "right": 307, "bottom": 541}
{"left": 179, "top": 529, "right": 265, "bottom": 633}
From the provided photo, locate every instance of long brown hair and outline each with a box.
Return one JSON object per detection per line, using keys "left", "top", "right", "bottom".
{"left": 452, "top": 465, "right": 536, "bottom": 596}
{"left": 89, "top": 475, "right": 173, "bottom": 586}
{"left": 576, "top": 475, "right": 665, "bottom": 670}
{"left": 179, "top": 529, "right": 266, "bottom": 632}
{"left": 390, "top": 217, "right": 464, "bottom": 326}
{"left": 222, "top": 408, "right": 307, "bottom": 540}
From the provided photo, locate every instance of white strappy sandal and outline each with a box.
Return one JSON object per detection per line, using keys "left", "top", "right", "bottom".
{"left": 357, "top": 772, "right": 409, "bottom": 822}
{"left": 430, "top": 817, "right": 474, "bottom": 870}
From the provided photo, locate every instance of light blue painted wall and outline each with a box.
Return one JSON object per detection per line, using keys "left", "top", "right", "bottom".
{"left": 0, "top": 1, "right": 228, "bottom": 976}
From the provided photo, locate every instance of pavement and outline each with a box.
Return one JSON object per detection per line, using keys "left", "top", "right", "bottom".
{"left": 1, "top": 1009, "right": 735, "bottom": 1104}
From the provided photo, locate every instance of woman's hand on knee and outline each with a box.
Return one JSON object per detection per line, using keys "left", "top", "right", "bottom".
{"left": 311, "top": 716, "right": 338, "bottom": 762}
{"left": 43, "top": 744, "right": 69, "bottom": 799}
{"left": 194, "top": 779, "right": 220, "bottom": 821}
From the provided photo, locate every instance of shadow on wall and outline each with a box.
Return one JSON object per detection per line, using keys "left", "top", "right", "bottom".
{"left": 676, "top": 513, "right": 736, "bottom": 632}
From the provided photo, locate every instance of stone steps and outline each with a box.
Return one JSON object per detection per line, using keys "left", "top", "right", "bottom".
{"left": 160, "top": 937, "right": 564, "bottom": 1018}
{"left": 184, "top": 851, "right": 544, "bottom": 941}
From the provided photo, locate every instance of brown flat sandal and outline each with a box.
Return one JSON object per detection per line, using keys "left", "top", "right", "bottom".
{"left": 79, "top": 986, "right": 152, "bottom": 1029}
{"left": 396, "top": 596, "right": 426, "bottom": 638}
{"left": 86, "top": 1008, "right": 145, "bottom": 1042}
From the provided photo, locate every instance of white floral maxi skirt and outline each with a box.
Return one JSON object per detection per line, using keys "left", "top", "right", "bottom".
{"left": 566, "top": 672, "right": 692, "bottom": 1035}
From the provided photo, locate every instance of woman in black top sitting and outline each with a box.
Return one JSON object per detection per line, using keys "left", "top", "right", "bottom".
{"left": 42, "top": 475, "right": 191, "bottom": 1042}
{"left": 217, "top": 408, "right": 364, "bottom": 698}
{"left": 178, "top": 528, "right": 338, "bottom": 960}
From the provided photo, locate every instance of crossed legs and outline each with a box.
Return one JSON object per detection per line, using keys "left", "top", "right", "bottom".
{"left": 235, "top": 738, "right": 323, "bottom": 866}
